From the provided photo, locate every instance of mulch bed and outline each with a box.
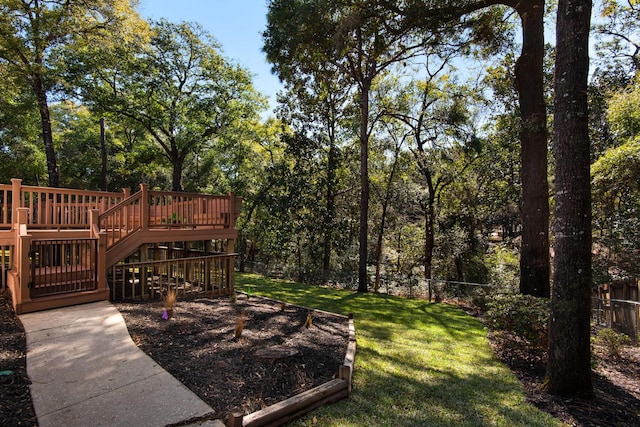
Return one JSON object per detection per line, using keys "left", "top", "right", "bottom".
{"left": 0, "top": 291, "right": 38, "bottom": 427}
{"left": 115, "top": 294, "right": 349, "bottom": 420}
{"left": 2, "top": 288, "right": 639, "bottom": 426}
{"left": 488, "top": 331, "right": 640, "bottom": 427}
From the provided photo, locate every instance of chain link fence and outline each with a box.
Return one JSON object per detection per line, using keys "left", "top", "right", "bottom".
{"left": 239, "top": 260, "right": 640, "bottom": 342}
{"left": 237, "top": 260, "right": 498, "bottom": 303}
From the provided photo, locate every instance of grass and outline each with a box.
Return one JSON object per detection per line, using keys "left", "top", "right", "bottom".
{"left": 236, "top": 273, "right": 564, "bottom": 427}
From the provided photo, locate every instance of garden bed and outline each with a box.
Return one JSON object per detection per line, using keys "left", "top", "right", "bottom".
{"left": 115, "top": 294, "right": 350, "bottom": 421}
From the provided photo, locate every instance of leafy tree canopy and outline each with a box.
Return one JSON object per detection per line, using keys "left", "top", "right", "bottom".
{"left": 75, "top": 19, "right": 267, "bottom": 191}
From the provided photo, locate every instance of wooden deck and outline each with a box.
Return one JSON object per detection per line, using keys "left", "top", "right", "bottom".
{"left": 1, "top": 179, "right": 241, "bottom": 314}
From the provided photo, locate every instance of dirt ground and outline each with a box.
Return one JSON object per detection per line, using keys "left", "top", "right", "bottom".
{"left": 2, "top": 289, "right": 639, "bottom": 426}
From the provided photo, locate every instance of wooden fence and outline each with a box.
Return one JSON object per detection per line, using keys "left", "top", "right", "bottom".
{"left": 597, "top": 277, "right": 640, "bottom": 302}
{"left": 593, "top": 297, "right": 640, "bottom": 342}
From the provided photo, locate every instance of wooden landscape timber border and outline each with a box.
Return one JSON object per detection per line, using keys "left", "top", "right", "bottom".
{"left": 226, "top": 293, "right": 357, "bottom": 427}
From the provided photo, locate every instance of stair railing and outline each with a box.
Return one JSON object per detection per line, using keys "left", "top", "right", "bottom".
{"left": 99, "top": 191, "right": 143, "bottom": 249}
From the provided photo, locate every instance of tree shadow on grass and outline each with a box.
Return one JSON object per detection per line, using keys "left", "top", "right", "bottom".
{"left": 294, "top": 343, "right": 559, "bottom": 427}
{"left": 236, "top": 274, "right": 560, "bottom": 426}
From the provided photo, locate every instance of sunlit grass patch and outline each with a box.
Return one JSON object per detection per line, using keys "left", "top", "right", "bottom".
{"left": 235, "top": 273, "right": 564, "bottom": 427}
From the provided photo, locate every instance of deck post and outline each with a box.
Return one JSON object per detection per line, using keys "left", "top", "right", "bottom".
{"left": 140, "top": 184, "right": 149, "bottom": 230}
{"left": 204, "top": 240, "right": 211, "bottom": 293}
{"left": 90, "top": 209, "right": 109, "bottom": 300}
{"left": 226, "top": 194, "right": 234, "bottom": 294}
{"left": 14, "top": 208, "right": 31, "bottom": 314}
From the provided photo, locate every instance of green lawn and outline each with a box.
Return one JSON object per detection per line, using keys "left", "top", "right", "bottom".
{"left": 236, "top": 273, "right": 564, "bottom": 427}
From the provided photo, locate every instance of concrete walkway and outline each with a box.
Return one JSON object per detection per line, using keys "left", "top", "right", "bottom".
{"left": 20, "top": 301, "right": 224, "bottom": 427}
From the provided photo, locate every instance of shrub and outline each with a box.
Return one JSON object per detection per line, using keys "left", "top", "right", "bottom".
{"left": 484, "top": 294, "right": 550, "bottom": 348}
{"left": 595, "top": 328, "right": 631, "bottom": 358}
{"left": 485, "top": 244, "right": 520, "bottom": 292}
{"left": 469, "top": 288, "right": 489, "bottom": 312}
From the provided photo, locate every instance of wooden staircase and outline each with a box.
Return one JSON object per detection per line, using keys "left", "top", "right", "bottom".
{"left": 1, "top": 180, "right": 241, "bottom": 314}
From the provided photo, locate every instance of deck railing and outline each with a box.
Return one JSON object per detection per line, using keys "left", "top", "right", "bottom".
{"left": 0, "top": 185, "right": 12, "bottom": 229}
{"left": 0, "top": 179, "right": 125, "bottom": 230}
{"left": 100, "top": 192, "right": 143, "bottom": 248}
{"left": 30, "top": 238, "right": 98, "bottom": 298}
{"left": 22, "top": 185, "right": 124, "bottom": 229}
{"left": 1, "top": 180, "right": 239, "bottom": 235}
{"left": 148, "top": 190, "right": 233, "bottom": 229}
{"left": 109, "top": 253, "right": 236, "bottom": 301}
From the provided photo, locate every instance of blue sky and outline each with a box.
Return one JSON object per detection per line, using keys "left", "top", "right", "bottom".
{"left": 138, "top": 0, "right": 282, "bottom": 114}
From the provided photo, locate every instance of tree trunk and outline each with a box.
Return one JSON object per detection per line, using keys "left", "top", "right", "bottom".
{"left": 514, "top": 0, "right": 550, "bottom": 297}
{"left": 545, "top": 0, "right": 594, "bottom": 398}
{"left": 171, "top": 156, "right": 184, "bottom": 192}
{"left": 425, "top": 198, "right": 435, "bottom": 301}
{"left": 358, "top": 81, "right": 371, "bottom": 293}
{"left": 33, "top": 74, "right": 59, "bottom": 188}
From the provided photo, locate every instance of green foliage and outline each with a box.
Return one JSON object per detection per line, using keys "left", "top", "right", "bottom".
{"left": 593, "top": 0, "right": 640, "bottom": 81}
{"left": 485, "top": 244, "right": 520, "bottom": 291}
{"left": 607, "top": 77, "right": 640, "bottom": 141}
{"left": 485, "top": 294, "right": 550, "bottom": 348}
{"left": 0, "top": 0, "right": 148, "bottom": 186}
{"left": 52, "top": 101, "right": 102, "bottom": 189}
{"left": 592, "top": 76, "right": 640, "bottom": 282}
{"left": 0, "top": 65, "right": 46, "bottom": 183}
{"left": 75, "top": 19, "right": 266, "bottom": 191}
{"left": 595, "top": 328, "right": 631, "bottom": 358}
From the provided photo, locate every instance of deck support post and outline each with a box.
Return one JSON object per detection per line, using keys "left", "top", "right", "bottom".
{"left": 139, "top": 184, "right": 149, "bottom": 230}
{"left": 227, "top": 193, "right": 236, "bottom": 295}
{"left": 204, "top": 240, "right": 211, "bottom": 293}
{"left": 12, "top": 208, "right": 31, "bottom": 314}
{"left": 227, "top": 240, "right": 235, "bottom": 295}
{"left": 90, "top": 209, "right": 109, "bottom": 301}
